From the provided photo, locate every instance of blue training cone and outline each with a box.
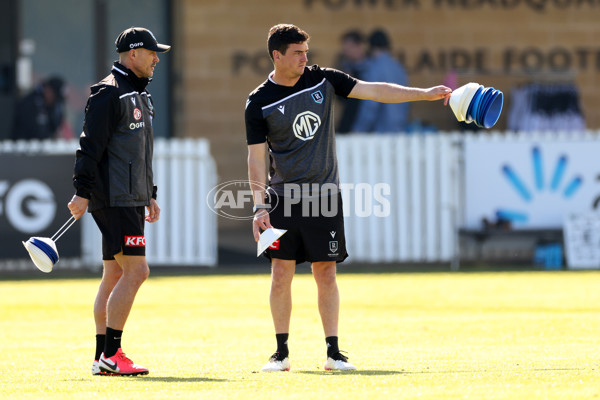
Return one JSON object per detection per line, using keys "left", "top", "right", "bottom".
{"left": 482, "top": 90, "right": 503, "bottom": 128}
{"left": 450, "top": 82, "right": 504, "bottom": 129}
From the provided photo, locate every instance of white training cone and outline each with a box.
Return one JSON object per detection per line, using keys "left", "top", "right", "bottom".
{"left": 257, "top": 228, "right": 287, "bottom": 257}
{"left": 449, "top": 84, "right": 468, "bottom": 121}
{"left": 458, "top": 83, "right": 482, "bottom": 121}
{"left": 23, "top": 237, "right": 58, "bottom": 273}
{"left": 22, "top": 216, "right": 77, "bottom": 273}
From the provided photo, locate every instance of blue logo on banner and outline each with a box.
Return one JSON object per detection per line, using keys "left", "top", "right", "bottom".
{"left": 311, "top": 90, "right": 324, "bottom": 104}
{"left": 498, "top": 146, "right": 583, "bottom": 224}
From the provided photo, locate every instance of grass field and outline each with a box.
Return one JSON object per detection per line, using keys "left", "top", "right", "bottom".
{"left": 1, "top": 269, "right": 600, "bottom": 399}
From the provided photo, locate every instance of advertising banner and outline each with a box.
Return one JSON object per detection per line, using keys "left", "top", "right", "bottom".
{"left": 563, "top": 212, "right": 600, "bottom": 270}
{"left": 0, "top": 154, "right": 80, "bottom": 259}
{"left": 464, "top": 137, "right": 600, "bottom": 230}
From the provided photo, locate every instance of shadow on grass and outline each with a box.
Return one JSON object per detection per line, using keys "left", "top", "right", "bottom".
{"left": 299, "top": 366, "right": 589, "bottom": 376}
{"left": 70, "top": 376, "right": 229, "bottom": 382}
{"left": 138, "top": 377, "right": 230, "bottom": 382}
{"left": 298, "top": 370, "right": 400, "bottom": 376}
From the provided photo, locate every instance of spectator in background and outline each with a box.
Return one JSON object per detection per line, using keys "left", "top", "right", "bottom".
{"left": 352, "top": 29, "right": 409, "bottom": 134}
{"left": 12, "top": 76, "right": 66, "bottom": 139}
{"left": 336, "top": 30, "right": 368, "bottom": 133}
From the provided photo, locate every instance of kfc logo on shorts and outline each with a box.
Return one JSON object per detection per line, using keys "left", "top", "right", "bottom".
{"left": 269, "top": 239, "right": 280, "bottom": 250}
{"left": 125, "top": 236, "right": 146, "bottom": 247}
{"left": 133, "top": 107, "right": 142, "bottom": 121}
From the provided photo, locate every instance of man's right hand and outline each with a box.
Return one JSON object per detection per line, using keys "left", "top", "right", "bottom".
{"left": 252, "top": 209, "right": 273, "bottom": 242}
{"left": 68, "top": 195, "right": 89, "bottom": 220}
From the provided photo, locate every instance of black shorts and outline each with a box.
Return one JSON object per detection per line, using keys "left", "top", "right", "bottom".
{"left": 264, "top": 193, "right": 348, "bottom": 265}
{"left": 91, "top": 206, "right": 146, "bottom": 260}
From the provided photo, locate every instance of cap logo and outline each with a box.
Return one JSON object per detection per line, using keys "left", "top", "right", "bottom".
{"left": 130, "top": 42, "right": 144, "bottom": 49}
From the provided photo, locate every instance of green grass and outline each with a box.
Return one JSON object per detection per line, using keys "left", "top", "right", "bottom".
{"left": 1, "top": 270, "right": 600, "bottom": 399}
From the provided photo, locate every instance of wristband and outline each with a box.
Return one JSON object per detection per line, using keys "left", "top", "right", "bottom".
{"left": 253, "top": 204, "right": 271, "bottom": 213}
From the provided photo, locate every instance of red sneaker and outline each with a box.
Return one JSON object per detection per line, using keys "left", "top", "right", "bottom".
{"left": 99, "top": 349, "right": 149, "bottom": 376}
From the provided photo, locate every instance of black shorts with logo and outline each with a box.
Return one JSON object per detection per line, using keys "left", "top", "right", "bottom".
{"left": 264, "top": 193, "right": 348, "bottom": 264}
{"left": 91, "top": 206, "right": 146, "bottom": 260}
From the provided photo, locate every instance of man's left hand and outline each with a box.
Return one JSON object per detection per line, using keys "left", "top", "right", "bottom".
{"left": 146, "top": 198, "right": 161, "bottom": 223}
{"left": 425, "top": 85, "right": 452, "bottom": 106}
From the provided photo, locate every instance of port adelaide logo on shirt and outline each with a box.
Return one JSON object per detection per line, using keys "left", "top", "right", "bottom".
{"left": 311, "top": 90, "right": 324, "bottom": 104}
{"left": 293, "top": 111, "right": 321, "bottom": 141}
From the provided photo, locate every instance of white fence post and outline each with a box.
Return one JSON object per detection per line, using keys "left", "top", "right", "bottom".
{"left": 336, "top": 133, "right": 460, "bottom": 264}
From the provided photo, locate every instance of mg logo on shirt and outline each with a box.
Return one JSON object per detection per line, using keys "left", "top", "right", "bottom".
{"left": 293, "top": 111, "right": 321, "bottom": 141}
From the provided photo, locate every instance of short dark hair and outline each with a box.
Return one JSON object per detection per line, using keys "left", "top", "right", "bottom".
{"left": 267, "top": 24, "right": 310, "bottom": 61}
{"left": 42, "top": 76, "right": 65, "bottom": 100}
{"left": 341, "top": 30, "right": 364, "bottom": 45}
{"left": 369, "top": 28, "right": 391, "bottom": 50}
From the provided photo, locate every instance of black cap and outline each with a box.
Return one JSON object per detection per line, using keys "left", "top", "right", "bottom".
{"left": 43, "top": 76, "right": 65, "bottom": 100}
{"left": 115, "top": 27, "right": 171, "bottom": 53}
{"left": 369, "top": 29, "right": 391, "bottom": 50}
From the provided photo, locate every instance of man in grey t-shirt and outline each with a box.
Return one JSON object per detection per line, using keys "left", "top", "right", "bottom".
{"left": 245, "top": 24, "right": 451, "bottom": 372}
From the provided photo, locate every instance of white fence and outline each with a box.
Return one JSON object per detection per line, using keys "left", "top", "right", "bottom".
{"left": 336, "top": 134, "right": 462, "bottom": 264}
{"left": 82, "top": 138, "right": 218, "bottom": 267}
{"left": 4, "top": 132, "right": 598, "bottom": 271}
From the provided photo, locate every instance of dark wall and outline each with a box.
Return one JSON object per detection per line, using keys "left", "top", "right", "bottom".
{"left": 0, "top": 0, "right": 18, "bottom": 139}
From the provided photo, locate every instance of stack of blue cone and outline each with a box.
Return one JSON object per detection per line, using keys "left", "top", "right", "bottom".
{"left": 449, "top": 82, "right": 504, "bottom": 129}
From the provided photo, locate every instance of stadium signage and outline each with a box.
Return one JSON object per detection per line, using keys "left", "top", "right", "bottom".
{"left": 397, "top": 47, "right": 599, "bottom": 74}
{"left": 303, "top": 0, "right": 600, "bottom": 12}
{"left": 0, "top": 154, "right": 80, "bottom": 259}
{"left": 463, "top": 138, "right": 600, "bottom": 229}
{"left": 233, "top": 46, "right": 600, "bottom": 76}
{"left": 0, "top": 179, "right": 55, "bottom": 234}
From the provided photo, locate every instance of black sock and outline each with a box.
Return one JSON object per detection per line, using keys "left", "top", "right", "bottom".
{"left": 276, "top": 333, "right": 289, "bottom": 358}
{"left": 104, "top": 327, "right": 123, "bottom": 358}
{"left": 326, "top": 336, "right": 339, "bottom": 357}
{"left": 95, "top": 334, "right": 105, "bottom": 361}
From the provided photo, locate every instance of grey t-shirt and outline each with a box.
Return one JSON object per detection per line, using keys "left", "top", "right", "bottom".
{"left": 245, "top": 65, "right": 357, "bottom": 197}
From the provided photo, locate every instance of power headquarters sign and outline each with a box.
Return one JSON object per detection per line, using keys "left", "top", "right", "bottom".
{"left": 232, "top": 0, "right": 600, "bottom": 77}
{"left": 0, "top": 154, "right": 80, "bottom": 259}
